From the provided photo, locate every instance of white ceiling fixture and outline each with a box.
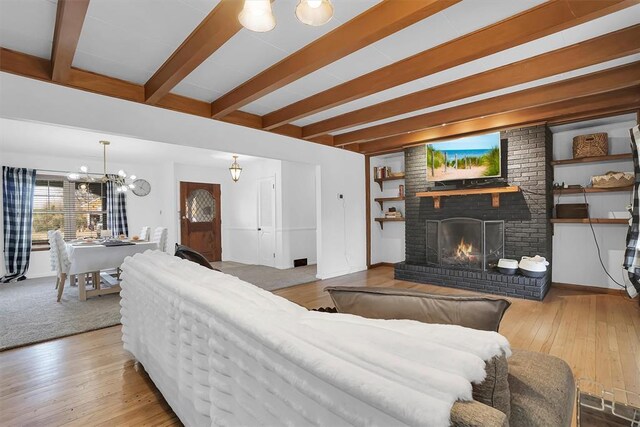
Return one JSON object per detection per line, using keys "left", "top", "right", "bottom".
{"left": 238, "top": 0, "right": 334, "bottom": 32}
{"left": 295, "top": 0, "right": 334, "bottom": 26}
{"left": 68, "top": 140, "right": 140, "bottom": 193}
{"left": 238, "top": 0, "right": 276, "bottom": 32}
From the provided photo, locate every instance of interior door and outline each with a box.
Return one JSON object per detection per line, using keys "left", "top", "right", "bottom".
{"left": 180, "top": 182, "right": 221, "bottom": 262}
{"left": 258, "top": 177, "right": 276, "bottom": 267}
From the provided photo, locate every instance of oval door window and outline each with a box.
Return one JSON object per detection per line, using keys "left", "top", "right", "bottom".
{"left": 186, "top": 189, "right": 215, "bottom": 223}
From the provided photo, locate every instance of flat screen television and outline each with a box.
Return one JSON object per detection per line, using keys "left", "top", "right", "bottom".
{"left": 426, "top": 132, "right": 502, "bottom": 182}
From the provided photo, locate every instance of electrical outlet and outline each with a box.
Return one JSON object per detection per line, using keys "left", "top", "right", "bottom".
{"left": 337, "top": 193, "right": 344, "bottom": 200}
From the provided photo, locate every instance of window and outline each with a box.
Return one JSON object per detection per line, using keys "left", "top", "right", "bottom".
{"left": 32, "top": 175, "right": 107, "bottom": 244}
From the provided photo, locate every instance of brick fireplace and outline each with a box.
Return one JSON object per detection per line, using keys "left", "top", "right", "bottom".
{"left": 395, "top": 125, "right": 554, "bottom": 300}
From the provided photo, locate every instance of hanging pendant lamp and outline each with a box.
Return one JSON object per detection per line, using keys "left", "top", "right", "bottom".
{"left": 238, "top": 0, "right": 276, "bottom": 32}
{"left": 229, "top": 155, "right": 243, "bottom": 182}
{"left": 295, "top": 0, "right": 333, "bottom": 26}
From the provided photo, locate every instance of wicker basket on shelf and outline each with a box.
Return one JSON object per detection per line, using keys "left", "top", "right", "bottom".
{"left": 591, "top": 171, "right": 634, "bottom": 188}
{"left": 573, "top": 133, "right": 608, "bottom": 159}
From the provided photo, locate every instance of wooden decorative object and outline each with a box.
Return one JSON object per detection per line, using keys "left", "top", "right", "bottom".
{"left": 550, "top": 218, "right": 628, "bottom": 224}
{"left": 374, "top": 196, "right": 405, "bottom": 210}
{"left": 375, "top": 217, "right": 405, "bottom": 229}
{"left": 556, "top": 203, "right": 589, "bottom": 219}
{"left": 373, "top": 173, "right": 405, "bottom": 190}
{"left": 573, "top": 132, "right": 608, "bottom": 159}
{"left": 416, "top": 186, "right": 520, "bottom": 209}
{"left": 550, "top": 153, "right": 632, "bottom": 166}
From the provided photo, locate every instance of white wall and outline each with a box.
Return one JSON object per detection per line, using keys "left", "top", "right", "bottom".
{"left": 551, "top": 116, "right": 637, "bottom": 289}
{"left": 280, "top": 161, "right": 317, "bottom": 268}
{"left": 0, "top": 73, "right": 365, "bottom": 279}
{"left": 0, "top": 149, "right": 318, "bottom": 277}
{"left": 370, "top": 153, "right": 406, "bottom": 265}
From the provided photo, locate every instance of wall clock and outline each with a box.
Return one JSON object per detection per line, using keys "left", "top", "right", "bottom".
{"left": 132, "top": 179, "right": 151, "bottom": 197}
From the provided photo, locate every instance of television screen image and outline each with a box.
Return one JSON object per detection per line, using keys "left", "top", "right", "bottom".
{"left": 426, "top": 132, "right": 501, "bottom": 182}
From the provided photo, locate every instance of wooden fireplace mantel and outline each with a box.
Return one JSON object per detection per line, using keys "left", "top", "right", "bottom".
{"left": 416, "top": 186, "right": 520, "bottom": 209}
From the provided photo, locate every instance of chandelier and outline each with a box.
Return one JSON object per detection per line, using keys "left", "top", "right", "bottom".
{"left": 68, "top": 141, "right": 138, "bottom": 193}
{"left": 239, "top": 0, "right": 334, "bottom": 32}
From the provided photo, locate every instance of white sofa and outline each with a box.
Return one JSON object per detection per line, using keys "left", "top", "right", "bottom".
{"left": 120, "top": 251, "right": 512, "bottom": 427}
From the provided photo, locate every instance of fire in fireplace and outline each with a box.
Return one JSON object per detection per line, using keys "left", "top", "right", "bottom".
{"left": 455, "top": 237, "right": 476, "bottom": 261}
{"left": 426, "top": 218, "right": 504, "bottom": 271}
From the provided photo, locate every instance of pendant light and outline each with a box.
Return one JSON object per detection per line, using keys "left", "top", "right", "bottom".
{"left": 238, "top": 0, "right": 276, "bottom": 32}
{"left": 295, "top": 0, "right": 333, "bottom": 26}
{"left": 229, "top": 156, "right": 243, "bottom": 182}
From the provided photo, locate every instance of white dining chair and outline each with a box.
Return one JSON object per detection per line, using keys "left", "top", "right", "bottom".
{"left": 152, "top": 227, "right": 168, "bottom": 252}
{"left": 48, "top": 230, "right": 73, "bottom": 302}
{"left": 139, "top": 226, "right": 151, "bottom": 241}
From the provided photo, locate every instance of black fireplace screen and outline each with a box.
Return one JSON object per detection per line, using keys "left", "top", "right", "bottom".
{"left": 426, "top": 218, "right": 504, "bottom": 271}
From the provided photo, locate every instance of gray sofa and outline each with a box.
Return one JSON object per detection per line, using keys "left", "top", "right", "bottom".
{"left": 325, "top": 286, "right": 575, "bottom": 427}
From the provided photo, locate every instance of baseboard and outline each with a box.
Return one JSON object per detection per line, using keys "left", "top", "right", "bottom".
{"left": 368, "top": 262, "right": 396, "bottom": 269}
{"left": 318, "top": 265, "right": 367, "bottom": 280}
{"left": 552, "top": 282, "right": 626, "bottom": 295}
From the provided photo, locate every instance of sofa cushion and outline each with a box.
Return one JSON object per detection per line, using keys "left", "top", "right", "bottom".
{"left": 473, "top": 353, "right": 511, "bottom": 419}
{"left": 450, "top": 400, "right": 508, "bottom": 427}
{"left": 508, "top": 349, "right": 575, "bottom": 427}
{"left": 324, "top": 286, "right": 511, "bottom": 332}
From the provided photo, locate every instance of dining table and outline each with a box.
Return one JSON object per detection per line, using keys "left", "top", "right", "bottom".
{"left": 66, "top": 240, "right": 158, "bottom": 300}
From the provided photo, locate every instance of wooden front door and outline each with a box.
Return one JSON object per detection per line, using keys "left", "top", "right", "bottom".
{"left": 180, "top": 182, "right": 221, "bottom": 262}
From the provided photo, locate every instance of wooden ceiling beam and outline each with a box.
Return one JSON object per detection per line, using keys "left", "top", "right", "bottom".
{"left": 50, "top": 0, "right": 90, "bottom": 82}
{"left": 210, "top": 0, "right": 460, "bottom": 120}
{"left": 302, "top": 24, "right": 640, "bottom": 139}
{"left": 144, "top": 0, "right": 244, "bottom": 105}
{"left": 358, "top": 88, "right": 640, "bottom": 154}
{"left": 335, "top": 61, "right": 640, "bottom": 145}
{"left": 0, "top": 48, "right": 340, "bottom": 147}
{"left": 263, "top": 0, "right": 637, "bottom": 129}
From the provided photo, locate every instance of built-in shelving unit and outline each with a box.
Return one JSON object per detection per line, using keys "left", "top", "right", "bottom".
{"left": 550, "top": 153, "right": 632, "bottom": 166}
{"left": 550, "top": 218, "right": 628, "bottom": 224}
{"left": 374, "top": 217, "right": 405, "bottom": 229}
{"left": 551, "top": 152, "right": 634, "bottom": 224}
{"left": 553, "top": 185, "right": 633, "bottom": 195}
{"left": 416, "top": 185, "right": 520, "bottom": 208}
{"left": 372, "top": 167, "right": 404, "bottom": 229}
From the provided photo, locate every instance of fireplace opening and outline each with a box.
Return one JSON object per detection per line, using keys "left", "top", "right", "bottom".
{"left": 426, "top": 218, "right": 504, "bottom": 271}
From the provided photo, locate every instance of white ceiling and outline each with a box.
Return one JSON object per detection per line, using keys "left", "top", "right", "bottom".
{"left": 0, "top": 118, "right": 263, "bottom": 168}
{"left": 0, "top": 0, "right": 638, "bottom": 138}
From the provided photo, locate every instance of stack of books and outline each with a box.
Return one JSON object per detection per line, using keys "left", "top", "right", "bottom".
{"left": 385, "top": 211, "right": 403, "bottom": 219}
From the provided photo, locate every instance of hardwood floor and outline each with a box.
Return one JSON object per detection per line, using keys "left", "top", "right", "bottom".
{"left": 1, "top": 266, "right": 638, "bottom": 426}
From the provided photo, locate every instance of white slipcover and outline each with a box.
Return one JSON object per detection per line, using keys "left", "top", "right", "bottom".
{"left": 120, "top": 251, "right": 511, "bottom": 427}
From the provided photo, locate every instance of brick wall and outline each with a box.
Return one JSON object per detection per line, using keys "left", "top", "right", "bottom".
{"left": 404, "top": 125, "right": 554, "bottom": 265}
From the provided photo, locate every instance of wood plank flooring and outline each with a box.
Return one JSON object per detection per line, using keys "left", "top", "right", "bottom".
{"left": 1, "top": 267, "right": 638, "bottom": 426}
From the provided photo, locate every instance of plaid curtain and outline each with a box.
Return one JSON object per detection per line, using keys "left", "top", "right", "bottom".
{"left": 1, "top": 167, "right": 37, "bottom": 283}
{"left": 623, "top": 125, "right": 640, "bottom": 294}
{"left": 106, "top": 177, "right": 129, "bottom": 237}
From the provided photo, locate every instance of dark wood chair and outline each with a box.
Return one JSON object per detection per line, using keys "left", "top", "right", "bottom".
{"left": 174, "top": 244, "right": 221, "bottom": 271}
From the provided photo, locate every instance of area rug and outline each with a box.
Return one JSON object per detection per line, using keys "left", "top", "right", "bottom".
{"left": 210, "top": 261, "right": 318, "bottom": 291}
{"left": 0, "top": 263, "right": 317, "bottom": 351}
{"left": 0, "top": 276, "right": 121, "bottom": 351}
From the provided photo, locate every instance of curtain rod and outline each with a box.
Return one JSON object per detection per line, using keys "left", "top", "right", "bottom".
{"left": 36, "top": 168, "right": 105, "bottom": 177}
